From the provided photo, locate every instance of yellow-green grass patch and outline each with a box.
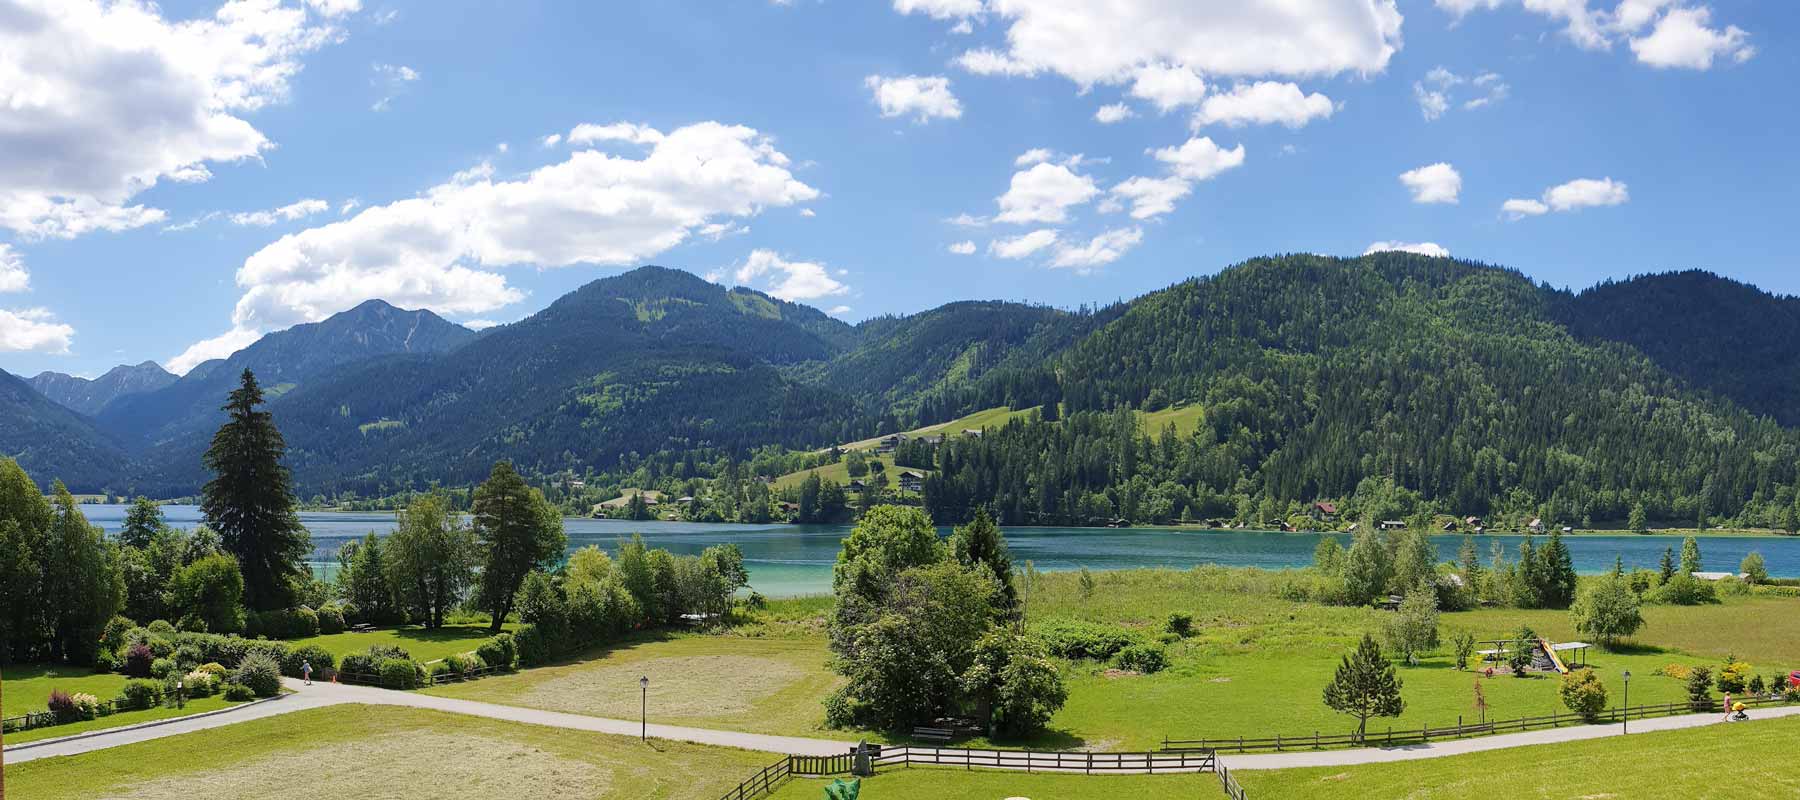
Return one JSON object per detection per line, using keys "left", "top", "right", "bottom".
{"left": 284, "top": 622, "right": 515, "bottom": 663}
{"left": 4, "top": 695, "right": 247, "bottom": 745}
{"left": 7, "top": 704, "right": 773, "bottom": 800}
{"left": 770, "top": 769, "right": 1205, "bottom": 799}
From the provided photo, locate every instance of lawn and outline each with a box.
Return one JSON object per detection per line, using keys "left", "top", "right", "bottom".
{"left": 4, "top": 704, "right": 774, "bottom": 800}
{"left": 1240, "top": 712, "right": 1800, "bottom": 799}
{"left": 770, "top": 769, "right": 1204, "bottom": 799}
{"left": 424, "top": 633, "right": 844, "bottom": 737}
{"left": 772, "top": 459, "right": 926, "bottom": 493}
{"left": 1135, "top": 403, "right": 1206, "bottom": 438}
{"left": 828, "top": 406, "right": 1039, "bottom": 454}
{"left": 284, "top": 622, "right": 515, "bottom": 663}
{"left": 2, "top": 664, "right": 249, "bottom": 745}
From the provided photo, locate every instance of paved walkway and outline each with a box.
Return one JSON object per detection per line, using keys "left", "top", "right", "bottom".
{"left": 12, "top": 676, "right": 1800, "bottom": 774}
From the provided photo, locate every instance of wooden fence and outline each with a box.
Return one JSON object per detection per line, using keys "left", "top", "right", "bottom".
{"left": 717, "top": 746, "right": 1226, "bottom": 800}
{"left": 1163, "top": 694, "right": 1791, "bottom": 754}
{"left": 1217, "top": 760, "right": 1247, "bottom": 800}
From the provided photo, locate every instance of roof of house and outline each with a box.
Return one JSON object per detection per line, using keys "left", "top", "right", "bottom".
{"left": 1313, "top": 501, "right": 1339, "bottom": 514}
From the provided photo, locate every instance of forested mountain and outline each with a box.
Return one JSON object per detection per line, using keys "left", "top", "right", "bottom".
{"left": 97, "top": 300, "right": 474, "bottom": 452}
{"left": 1559, "top": 270, "right": 1800, "bottom": 426}
{"left": 0, "top": 370, "right": 133, "bottom": 490}
{"left": 925, "top": 254, "right": 1800, "bottom": 529}
{"left": 29, "top": 361, "right": 176, "bottom": 416}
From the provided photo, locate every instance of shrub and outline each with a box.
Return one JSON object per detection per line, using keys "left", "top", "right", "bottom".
{"left": 125, "top": 643, "right": 156, "bottom": 678}
{"left": 335, "top": 600, "right": 362, "bottom": 626}
{"left": 116, "top": 679, "right": 163, "bottom": 711}
{"left": 1651, "top": 574, "right": 1717, "bottom": 606}
{"left": 147, "top": 619, "right": 176, "bottom": 636}
{"left": 1659, "top": 663, "right": 1693, "bottom": 680}
{"left": 1164, "top": 612, "right": 1194, "bottom": 638}
{"left": 745, "top": 591, "right": 768, "bottom": 610}
{"left": 222, "top": 682, "right": 255, "bottom": 701}
{"left": 1450, "top": 630, "right": 1478, "bottom": 671}
{"left": 70, "top": 692, "right": 103, "bottom": 720}
{"left": 822, "top": 688, "right": 859, "bottom": 729}
{"left": 197, "top": 662, "right": 228, "bottom": 677}
{"left": 173, "top": 644, "right": 205, "bottom": 671}
{"left": 316, "top": 604, "right": 346, "bottom": 634}
{"left": 183, "top": 670, "right": 219, "bottom": 697}
{"left": 1718, "top": 661, "right": 1754, "bottom": 694}
{"left": 150, "top": 657, "right": 178, "bottom": 679}
{"left": 1030, "top": 619, "right": 1141, "bottom": 661}
{"left": 366, "top": 644, "right": 412, "bottom": 661}
{"left": 339, "top": 652, "right": 377, "bottom": 678}
{"left": 377, "top": 657, "right": 422, "bottom": 690}
{"left": 1559, "top": 669, "right": 1608, "bottom": 721}
{"left": 94, "top": 648, "right": 122, "bottom": 674}
{"left": 100, "top": 615, "right": 136, "bottom": 655}
{"left": 231, "top": 652, "right": 283, "bottom": 698}
{"left": 1114, "top": 644, "right": 1169, "bottom": 674}
{"left": 1687, "top": 666, "right": 1715, "bottom": 709}
{"left": 514, "top": 623, "right": 556, "bottom": 667}
{"left": 1749, "top": 675, "right": 1767, "bottom": 696}
{"left": 282, "top": 644, "right": 336, "bottom": 678}
{"left": 476, "top": 633, "right": 517, "bottom": 671}
{"left": 48, "top": 689, "right": 79, "bottom": 722}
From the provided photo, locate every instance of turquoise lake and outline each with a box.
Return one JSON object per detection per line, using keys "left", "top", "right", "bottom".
{"left": 81, "top": 504, "right": 1800, "bottom": 597}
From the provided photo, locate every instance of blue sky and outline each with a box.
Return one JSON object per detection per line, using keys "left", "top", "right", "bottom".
{"left": 0, "top": 0, "right": 1793, "bottom": 379}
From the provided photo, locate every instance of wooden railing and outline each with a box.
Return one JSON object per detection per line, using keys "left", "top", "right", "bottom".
{"left": 717, "top": 756, "right": 794, "bottom": 800}
{"left": 1163, "top": 694, "right": 1792, "bottom": 754}
{"left": 718, "top": 745, "right": 1225, "bottom": 800}
{"left": 1217, "top": 760, "right": 1247, "bottom": 800}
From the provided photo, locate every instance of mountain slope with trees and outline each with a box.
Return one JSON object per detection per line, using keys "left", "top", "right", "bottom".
{"left": 30, "top": 361, "right": 177, "bottom": 416}
{"left": 0, "top": 370, "right": 134, "bottom": 491}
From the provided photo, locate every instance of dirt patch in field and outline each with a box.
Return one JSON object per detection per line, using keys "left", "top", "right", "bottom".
{"left": 522, "top": 655, "right": 806, "bottom": 718}
{"left": 1100, "top": 669, "right": 1140, "bottom": 679}
{"left": 104, "top": 730, "right": 609, "bottom": 800}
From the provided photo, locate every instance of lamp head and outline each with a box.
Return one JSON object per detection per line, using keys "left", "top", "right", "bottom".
{"left": 640, "top": 675, "right": 649, "bottom": 689}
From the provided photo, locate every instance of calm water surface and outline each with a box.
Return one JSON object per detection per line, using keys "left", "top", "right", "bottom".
{"left": 81, "top": 504, "right": 1800, "bottom": 597}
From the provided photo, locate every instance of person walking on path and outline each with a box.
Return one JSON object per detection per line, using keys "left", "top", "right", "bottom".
{"left": 1721, "top": 693, "right": 1732, "bottom": 721}
{"left": 301, "top": 661, "right": 313, "bottom": 686}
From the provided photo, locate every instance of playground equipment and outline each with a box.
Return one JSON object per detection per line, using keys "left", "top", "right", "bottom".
{"left": 1475, "top": 637, "right": 1592, "bottom": 674}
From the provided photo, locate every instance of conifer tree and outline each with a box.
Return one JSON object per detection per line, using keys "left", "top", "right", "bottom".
{"left": 1659, "top": 546, "right": 1676, "bottom": 584}
{"left": 1679, "top": 536, "right": 1703, "bottom": 576}
{"left": 472, "top": 461, "right": 567, "bottom": 632}
{"left": 1323, "top": 634, "right": 1405, "bottom": 740}
{"left": 201, "top": 370, "right": 310, "bottom": 611}
{"left": 119, "top": 496, "right": 166, "bottom": 550}
{"left": 950, "top": 509, "right": 1016, "bottom": 616}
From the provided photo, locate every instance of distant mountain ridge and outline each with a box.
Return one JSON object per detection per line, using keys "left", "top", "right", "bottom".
{"left": 30, "top": 361, "right": 177, "bottom": 416}
{"left": 0, "top": 370, "right": 132, "bottom": 491}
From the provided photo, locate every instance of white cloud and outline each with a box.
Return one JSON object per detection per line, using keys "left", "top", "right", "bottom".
{"left": 229, "top": 198, "right": 330, "bottom": 227}
{"left": 864, "top": 75, "right": 964, "bottom": 122}
{"left": 566, "top": 122, "right": 665, "bottom": 146}
{"left": 994, "top": 163, "right": 1099, "bottom": 224}
{"left": 946, "top": 213, "right": 990, "bottom": 227}
{"left": 1629, "top": 6, "right": 1753, "bottom": 69}
{"left": 950, "top": 1, "right": 1402, "bottom": 87}
{"left": 731, "top": 249, "right": 848, "bottom": 301}
{"left": 1502, "top": 176, "right": 1628, "bottom": 219}
{"left": 1192, "top": 82, "right": 1334, "bottom": 129}
{"left": 0, "top": 0, "right": 346, "bottom": 239}
{"left": 0, "top": 307, "right": 74, "bottom": 354}
{"left": 304, "top": 0, "right": 361, "bottom": 16}
{"left": 1050, "top": 227, "right": 1144, "bottom": 271}
{"left": 988, "top": 229, "right": 1060, "bottom": 259}
{"left": 1416, "top": 67, "right": 1508, "bottom": 119}
{"left": 893, "top": 0, "right": 983, "bottom": 19}
{"left": 1502, "top": 198, "right": 1550, "bottom": 219}
{"left": 0, "top": 245, "right": 30, "bottom": 293}
{"left": 799, "top": 208, "right": 817, "bottom": 217}
{"left": 1414, "top": 83, "right": 1450, "bottom": 121}
{"left": 1127, "top": 63, "right": 1208, "bottom": 112}
{"left": 948, "top": 240, "right": 977, "bottom": 255}
{"left": 1094, "top": 103, "right": 1135, "bottom": 124}
{"left": 204, "top": 121, "right": 815, "bottom": 342}
{"left": 1438, "top": 0, "right": 1752, "bottom": 69}
{"left": 1399, "top": 163, "right": 1462, "bottom": 204}
{"left": 949, "top": 19, "right": 973, "bottom": 34}
{"left": 370, "top": 63, "right": 419, "bottom": 111}
{"left": 1102, "top": 176, "right": 1192, "bottom": 220}
{"left": 462, "top": 319, "right": 500, "bottom": 331}
{"left": 1014, "top": 148, "right": 1054, "bottom": 167}
{"left": 1364, "top": 240, "right": 1451, "bottom": 257}
{"left": 339, "top": 198, "right": 360, "bottom": 215}
{"left": 541, "top": 134, "right": 563, "bottom": 148}
{"left": 167, "top": 324, "right": 262, "bottom": 374}
{"left": 1151, "top": 137, "right": 1247, "bottom": 181}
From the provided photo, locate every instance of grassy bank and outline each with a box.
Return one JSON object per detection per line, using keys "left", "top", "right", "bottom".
{"left": 5, "top": 704, "right": 772, "bottom": 800}
{"left": 283, "top": 622, "right": 515, "bottom": 664}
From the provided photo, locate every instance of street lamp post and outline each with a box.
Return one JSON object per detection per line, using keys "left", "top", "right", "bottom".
{"left": 640, "top": 676, "right": 649, "bottom": 741}
{"left": 1622, "top": 670, "right": 1631, "bottom": 734}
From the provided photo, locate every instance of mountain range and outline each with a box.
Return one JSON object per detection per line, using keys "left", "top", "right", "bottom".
{"left": 2, "top": 256, "right": 1798, "bottom": 521}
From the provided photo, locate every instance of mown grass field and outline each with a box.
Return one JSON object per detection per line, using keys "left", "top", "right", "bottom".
{"left": 425, "top": 633, "right": 844, "bottom": 737}
{"left": 770, "top": 769, "right": 1204, "bottom": 799}
{"left": 1240, "top": 712, "right": 1800, "bottom": 799}
{"left": 285, "top": 622, "right": 515, "bottom": 663}
{"left": 5, "top": 704, "right": 773, "bottom": 800}
{"left": 772, "top": 459, "right": 925, "bottom": 492}
{"left": 3, "top": 664, "right": 254, "bottom": 745}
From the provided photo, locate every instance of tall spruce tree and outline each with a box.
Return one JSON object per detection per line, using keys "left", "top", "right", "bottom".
{"left": 472, "top": 461, "right": 567, "bottom": 633}
{"left": 201, "top": 370, "right": 310, "bottom": 611}
{"left": 1679, "top": 536, "right": 1703, "bottom": 576}
{"left": 1538, "top": 530, "right": 1578, "bottom": 609}
{"left": 950, "top": 509, "right": 1017, "bottom": 616}
{"left": 119, "top": 496, "right": 166, "bottom": 550}
{"left": 1323, "top": 633, "right": 1405, "bottom": 740}
{"left": 44, "top": 483, "right": 124, "bottom": 662}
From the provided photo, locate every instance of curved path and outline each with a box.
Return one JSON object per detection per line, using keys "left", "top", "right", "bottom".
{"left": 12, "top": 677, "right": 1800, "bottom": 773}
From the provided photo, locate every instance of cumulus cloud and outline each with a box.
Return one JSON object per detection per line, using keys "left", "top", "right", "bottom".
{"left": 1128, "top": 63, "right": 1208, "bottom": 112}
{"left": 462, "top": 319, "right": 500, "bottom": 331}
{"left": 1152, "top": 137, "right": 1247, "bottom": 181}
{"left": 1364, "top": 240, "right": 1451, "bottom": 257}
{"left": 1014, "top": 148, "right": 1054, "bottom": 167}
{"left": 1437, "top": 0, "right": 1752, "bottom": 69}
{"left": 731, "top": 250, "right": 848, "bottom": 301}
{"left": 892, "top": 0, "right": 983, "bottom": 19}
{"left": 1399, "top": 163, "right": 1462, "bottom": 204}
{"left": 864, "top": 75, "right": 964, "bottom": 122}
{"left": 994, "top": 163, "right": 1099, "bottom": 225}
{"left": 944, "top": 1, "right": 1402, "bottom": 87}
{"left": 229, "top": 198, "right": 331, "bottom": 226}
{"left": 0, "top": 0, "right": 347, "bottom": 239}
{"left": 1192, "top": 82, "right": 1335, "bottom": 129}
{"left": 1094, "top": 103, "right": 1135, "bottom": 124}
{"left": 175, "top": 121, "right": 817, "bottom": 362}
{"left": 566, "top": 122, "right": 665, "bottom": 146}
{"left": 371, "top": 63, "right": 419, "bottom": 111}
{"left": 0, "top": 245, "right": 30, "bottom": 293}
{"left": 1503, "top": 176, "right": 1628, "bottom": 219}
{"left": 989, "top": 229, "right": 1060, "bottom": 259}
{"left": 948, "top": 240, "right": 977, "bottom": 255}
{"left": 1101, "top": 176, "right": 1192, "bottom": 220}
{"left": 1629, "top": 6, "right": 1753, "bottom": 69}
{"left": 0, "top": 308, "right": 74, "bottom": 354}
{"left": 1415, "top": 67, "right": 1508, "bottom": 119}
{"left": 1050, "top": 227, "right": 1144, "bottom": 271}
{"left": 168, "top": 324, "right": 262, "bottom": 374}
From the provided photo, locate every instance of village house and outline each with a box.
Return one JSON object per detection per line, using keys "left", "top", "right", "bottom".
{"left": 1310, "top": 501, "right": 1339, "bottom": 521}
{"left": 1379, "top": 520, "right": 1406, "bottom": 531}
{"left": 1527, "top": 518, "right": 1546, "bottom": 533}
{"left": 898, "top": 470, "right": 924, "bottom": 493}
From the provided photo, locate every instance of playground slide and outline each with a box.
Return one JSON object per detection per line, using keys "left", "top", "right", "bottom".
{"left": 1538, "top": 637, "right": 1570, "bottom": 674}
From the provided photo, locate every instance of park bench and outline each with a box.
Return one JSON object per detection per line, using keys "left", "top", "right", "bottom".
{"left": 912, "top": 726, "right": 954, "bottom": 743}
{"left": 350, "top": 623, "right": 377, "bottom": 633}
